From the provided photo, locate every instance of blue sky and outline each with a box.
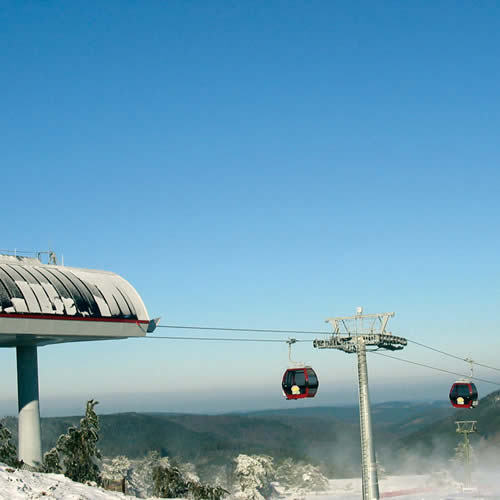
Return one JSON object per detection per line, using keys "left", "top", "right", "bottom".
{"left": 1, "top": 1, "right": 499, "bottom": 415}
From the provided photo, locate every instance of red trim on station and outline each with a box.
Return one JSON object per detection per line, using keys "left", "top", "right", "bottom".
{"left": 0, "top": 313, "right": 149, "bottom": 324}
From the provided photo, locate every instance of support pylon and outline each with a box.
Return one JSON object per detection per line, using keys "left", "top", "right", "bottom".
{"left": 16, "top": 345, "right": 42, "bottom": 466}
{"left": 314, "top": 308, "right": 407, "bottom": 500}
{"left": 455, "top": 420, "right": 476, "bottom": 488}
{"left": 357, "top": 337, "right": 379, "bottom": 499}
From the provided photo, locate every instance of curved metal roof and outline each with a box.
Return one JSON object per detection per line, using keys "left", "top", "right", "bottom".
{"left": 0, "top": 255, "right": 148, "bottom": 321}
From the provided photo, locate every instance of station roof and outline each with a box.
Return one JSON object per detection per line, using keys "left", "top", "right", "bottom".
{"left": 0, "top": 255, "right": 150, "bottom": 347}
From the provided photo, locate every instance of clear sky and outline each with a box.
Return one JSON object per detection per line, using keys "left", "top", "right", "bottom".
{"left": 1, "top": 1, "right": 499, "bottom": 416}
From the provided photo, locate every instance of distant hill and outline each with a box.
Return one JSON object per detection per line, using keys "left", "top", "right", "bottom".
{"left": 4, "top": 396, "right": 495, "bottom": 478}
{"left": 245, "top": 400, "right": 452, "bottom": 434}
{"left": 396, "top": 389, "right": 500, "bottom": 463}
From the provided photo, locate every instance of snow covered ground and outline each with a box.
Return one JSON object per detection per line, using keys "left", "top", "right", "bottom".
{"left": 301, "top": 475, "right": 495, "bottom": 500}
{"left": 302, "top": 475, "right": 450, "bottom": 499}
{"left": 0, "top": 463, "right": 153, "bottom": 500}
{"left": 0, "top": 463, "right": 492, "bottom": 500}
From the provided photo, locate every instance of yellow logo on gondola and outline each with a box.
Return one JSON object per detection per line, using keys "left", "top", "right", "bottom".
{"left": 457, "top": 396, "right": 465, "bottom": 405}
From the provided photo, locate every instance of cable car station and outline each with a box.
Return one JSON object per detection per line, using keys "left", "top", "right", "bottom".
{"left": 0, "top": 252, "right": 156, "bottom": 466}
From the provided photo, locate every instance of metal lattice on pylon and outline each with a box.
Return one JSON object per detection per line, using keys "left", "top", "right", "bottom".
{"left": 313, "top": 309, "right": 407, "bottom": 352}
{"left": 455, "top": 420, "right": 477, "bottom": 489}
{"left": 456, "top": 421, "right": 477, "bottom": 434}
{"left": 313, "top": 308, "right": 407, "bottom": 500}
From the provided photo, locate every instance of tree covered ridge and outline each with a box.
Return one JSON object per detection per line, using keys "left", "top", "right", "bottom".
{"left": 2, "top": 399, "right": 331, "bottom": 499}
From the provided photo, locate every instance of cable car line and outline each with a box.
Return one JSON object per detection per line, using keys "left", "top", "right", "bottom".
{"left": 146, "top": 325, "right": 498, "bottom": 410}
{"left": 154, "top": 323, "right": 500, "bottom": 378}
{"left": 406, "top": 338, "right": 500, "bottom": 373}
{"left": 141, "top": 335, "right": 308, "bottom": 343}
{"left": 156, "top": 324, "right": 331, "bottom": 335}
{"left": 370, "top": 351, "right": 500, "bottom": 386}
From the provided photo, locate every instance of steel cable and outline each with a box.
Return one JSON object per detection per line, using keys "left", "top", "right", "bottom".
{"left": 371, "top": 351, "right": 500, "bottom": 386}
{"left": 151, "top": 323, "right": 500, "bottom": 377}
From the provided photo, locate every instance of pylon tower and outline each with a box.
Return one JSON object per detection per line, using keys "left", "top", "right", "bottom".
{"left": 314, "top": 308, "right": 407, "bottom": 500}
{"left": 455, "top": 420, "right": 477, "bottom": 488}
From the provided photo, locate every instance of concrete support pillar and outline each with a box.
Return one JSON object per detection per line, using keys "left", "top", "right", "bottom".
{"left": 16, "top": 346, "right": 42, "bottom": 466}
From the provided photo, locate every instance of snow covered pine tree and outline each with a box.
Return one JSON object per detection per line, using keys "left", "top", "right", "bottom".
{"left": 101, "top": 455, "right": 131, "bottom": 493}
{"left": 233, "top": 454, "right": 275, "bottom": 500}
{"left": 127, "top": 450, "right": 160, "bottom": 498}
{"left": 42, "top": 399, "right": 101, "bottom": 484}
{"left": 0, "top": 419, "right": 20, "bottom": 468}
{"left": 152, "top": 459, "right": 188, "bottom": 498}
{"left": 152, "top": 456, "right": 228, "bottom": 500}
{"left": 275, "top": 458, "right": 329, "bottom": 494}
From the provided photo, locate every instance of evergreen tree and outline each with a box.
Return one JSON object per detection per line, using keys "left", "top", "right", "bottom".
{"left": 42, "top": 399, "right": 101, "bottom": 484}
{"left": 299, "top": 463, "right": 329, "bottom": 492}
{"left": 152, "top": 460, "right": 189, "bottom": 498}
{"left": 102, "top": 455, "right": 131, "bottom": 482}
{"left": 128, "top": 451, "right": 228, "bottom": 500}
{"left": 41, "top": 447, "right": 61, "bottom": 473}
{"left": 233, "top": 454, "right": 275, "bottom": 500}
{"left": 127, "top": 450, "right": 161, "bottom": 498}
{"left": 275, "top": 458, "right": 329, "bottom": 494}
{"left": 275, "top": 458, "right": 297, "bottom": 489}
{"left": 0, "top": 419, "right": 20, "bottom": 468}
{"left": 176, "top": 460, "right": 199, "bottom": 483}
{"left": 188, "top": 481, "right": 229, "bottom": 500}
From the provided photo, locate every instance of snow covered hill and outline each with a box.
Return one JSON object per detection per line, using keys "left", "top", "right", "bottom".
{"left": 0, "top": 462, "right": 157, "bottom": 500}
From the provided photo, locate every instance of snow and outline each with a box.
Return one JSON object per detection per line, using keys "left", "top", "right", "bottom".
{"left": 0, "top": 463, "right": 157, "bottom": 500}
{"left": 0, "top": 258, "right": 148, "bottom": 320}
{"left": 0, "top": 464, "right": 490, "bottom": 500}
{"left": 278, "top": 474, "right": 470, "bottom": 499}
{"left": 310, "top": 475, "right": 434, "bottom": 498}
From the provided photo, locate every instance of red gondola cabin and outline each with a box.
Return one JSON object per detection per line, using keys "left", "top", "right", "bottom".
{"left": 449, "top": 381, "right": 478, "bottom": 409}
{"left": 282, "top": 367, "right": 319, "bottom": 400}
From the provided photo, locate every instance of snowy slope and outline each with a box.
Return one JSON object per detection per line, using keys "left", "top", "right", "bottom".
{"left": 281, "top": 474, "right": 468, "bottom": 499}
{"left": 0, "top": 464, "right": 485, "bottom": 500}
{"left": 0, "top": 463, "right": 158, "bottom": 500}
{"left": 312, "top": 475, "right": 450, "bottom": 498}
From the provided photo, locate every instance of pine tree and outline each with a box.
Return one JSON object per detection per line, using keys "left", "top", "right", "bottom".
{"left": 275, "top": 458, "right": 297, "bottom": 489}
{"left": 188, "top": 481, "right": 229, "bottom": 500}
{"left": 102, "top": 455, "right": 131, "bottom": 482}
{"left": 128, "top": 451, "right": 228, "bottom": 500}
{"left": 152, "top": 460, "right": 189, "bottom": 498}
{"left": 42, "top": 399, "right": 101, "bottom": 484}
{"left": 127, "top": 450, "right": 161, "bottom": 498}
{"left": 275, "top": 458, "right": 329, "bottom": 494}
{"left": 176, "top": 460, "right": 199, "bottom": 483}
{"left": 41, "top": 447, "right": 61, "bottom": 473}
{"left": 0, "top": 419, "right": 20, "bottom": 468}
{"left": 299, "top": 463, "right": 329, "bottom": 492}
{"left": 233, "top": 454, "right": 275, "bottom": 500}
